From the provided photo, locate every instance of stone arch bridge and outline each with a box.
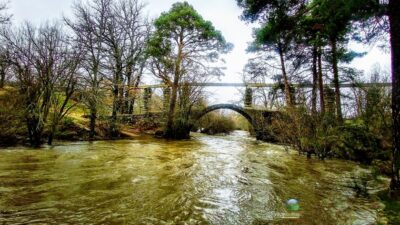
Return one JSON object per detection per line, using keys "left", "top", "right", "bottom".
{"left": 121, "top": 83, "right": 286, "bottom": 141}
{"left": 121, "top": 82, "right": 390, "bottom": 140}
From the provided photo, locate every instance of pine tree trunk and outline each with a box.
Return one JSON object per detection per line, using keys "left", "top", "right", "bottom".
{"left": 330, "top": 38, "right": 343, "bottom": 123}
{"left": 165, "top": 80, "right": 178, "bottom": 138}
{"left": 312, "top": 45, "right": 318, "bottom": 115}
{"left": 164, "top": 34, "right": 184, "bottom": 139}
{"left": 317, "top": 47, "right": 325, "bottom": 115}
{"left": 164, "top": 53, "right": 182, "bottom": 138}
{"left": 389, "top": 0, "right": 400, "bottom": 197}
{"left": 278, "top": 43, "right": 294, "bottom": 107}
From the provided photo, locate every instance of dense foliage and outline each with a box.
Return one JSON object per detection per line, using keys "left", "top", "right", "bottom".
{"left": 237, "top": 0, "right": 400, "bottom": 196}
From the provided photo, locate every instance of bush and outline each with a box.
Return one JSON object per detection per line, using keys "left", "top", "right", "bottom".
{"left": 330, "top": 123, "right": 388, "bottom": 164}
{"left": 196, "top": 111, "right": 236, "bottom": 135}
{"left": 270, "top": 106, "right": 391, "bottom": 163}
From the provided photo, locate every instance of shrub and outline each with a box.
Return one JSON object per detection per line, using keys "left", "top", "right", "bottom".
{"left": 270, "top": 106, "right": 391, "bottom": 164}
{"left": 196, "top": 111, "right": 236, "bottom": 135}
{"left": 331, "top": 123, "right": 388, "bottom": 164}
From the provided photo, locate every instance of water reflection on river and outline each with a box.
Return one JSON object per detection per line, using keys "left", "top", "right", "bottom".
{"left": 0, "top": 131, "right": 388, "bottom": 224}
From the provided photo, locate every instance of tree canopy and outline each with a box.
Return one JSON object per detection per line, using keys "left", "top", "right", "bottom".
{"left": 147, "top": 1, "right": 232, "bottom": 138}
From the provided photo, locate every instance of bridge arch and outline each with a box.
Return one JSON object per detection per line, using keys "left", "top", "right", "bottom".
{"left": 194, "top": 104, "right": 256, "bottom": 128}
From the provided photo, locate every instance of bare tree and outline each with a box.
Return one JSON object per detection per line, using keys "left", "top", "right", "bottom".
{"left": 47, "top": 38, "right": 81, "bottom": 145}
{"left": 117, "top": 0, "right": 150, "bottom": 114}
{"left": 100, "top": 0, "right": 149, "bottom": 136}
{"left": 0, "top": 1, "right": 11, "bottom": 88}
{"left": 0, "top": 48, "right": 9, "bottom": 88}
{"left": 66, "top": 0, "right": 108, "bottom": 139}
{"left": 66, "top": 0, "right": 149, "bottom": 138}
{"left": 1, "top": 23, "right": 80, "bottom": 146}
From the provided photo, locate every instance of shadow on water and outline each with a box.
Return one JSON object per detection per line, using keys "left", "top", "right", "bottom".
{"left": 0, "top": 131, "right": 389, "bottom": 224}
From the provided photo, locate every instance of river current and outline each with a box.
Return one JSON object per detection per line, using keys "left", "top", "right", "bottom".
{"left": 0, "top": 131, "right": 388, "bottom": 224}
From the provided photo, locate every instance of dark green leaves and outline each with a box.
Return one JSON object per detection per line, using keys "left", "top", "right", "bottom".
{"left": 147, "top": 1, "right": 231, "bottom": 66}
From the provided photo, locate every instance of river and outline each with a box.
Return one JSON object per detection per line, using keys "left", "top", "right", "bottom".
{"left": 0, "top": 131, "right": 389, "bottom": 225}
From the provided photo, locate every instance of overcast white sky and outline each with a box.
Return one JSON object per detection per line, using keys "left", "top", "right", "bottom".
{"left": 9, "top": 0, "right": 391, "bottom": 104}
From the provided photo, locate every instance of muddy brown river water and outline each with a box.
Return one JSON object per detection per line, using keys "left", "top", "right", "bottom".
{"left": 0, "top": 131, "right": 389, "bottom": 224}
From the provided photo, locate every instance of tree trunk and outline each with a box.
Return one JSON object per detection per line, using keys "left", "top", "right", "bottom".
{"left": 27, "top": 120, "right": 35, "bottom": 146}
{"left": 0, "top": 67, "right": 5, "bottom": 88}
{"left": 48, "top": 124, "right": 56, "bottom": 145}
{"left": 48, "top": 81, "right": 75, "bottom": 145}
{"left": 312, "top": 45, "right": 318, "bottom": 115}
{"left": 330, "top": 38, "right": 343, "bottom": 123}
{"left": 164, "top": 61, "right": 180, "bottom": 138}
{"left": 317, "top": 46, "right": 325, "bottom": 115}
{"left": 111, "top": 81, "right": 119, "bottom": 136}
{"left": 128, "top": 64, "right": 144, "bottom": 114}
{"left": 28, "top": 117, "right": 43, "bottom": 147}
{"left": 32, "top": 127, "right": 42, "bottom": 147}
{"left": 25, "top": 97, "right": 43, "bottom": 147}
{"left": 165, "top": 79, "right": 179, "bottom": 138}
{"left": 389, "top": 0, "right": 400, "bottom": 197}
{"left": 164, "top": 33, "right": 184, "bottom": 139}
{"left": 110, "top": 61, "right": 123, "bottom": 137}
{"left": 129, "top": 98, "right": 135, "bottom": 115}
{"left": 125, "top": 64, "right": 132, "bottom": 114}
{"left": 90, "top": 67, "right": 99, "bottom": 139}
{"left": 278, "top": 43, "right": 294, "bottom": 107}
{"left": 118, "top": 78, "right": 125, "bottom": 114}
{"left": 89, "top": 107, "right": 97, "bottom": 140}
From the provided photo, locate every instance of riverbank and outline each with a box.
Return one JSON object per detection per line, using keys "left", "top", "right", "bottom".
{"left": 0, "top": 111, "right": 158, "bottom": 147}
